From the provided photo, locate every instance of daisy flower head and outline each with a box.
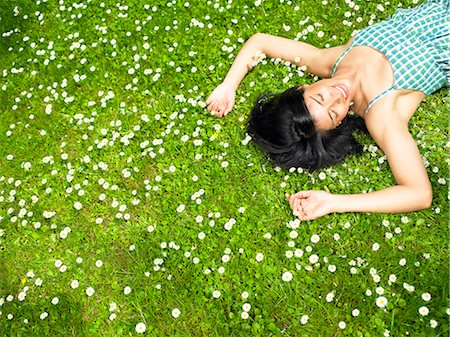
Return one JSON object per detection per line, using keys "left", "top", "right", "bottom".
{"left": 388, "top": 274, "right": 397, "bottom": 284}
{"left": 376, "top": 296, "right": 388, "bottom": 308}
{"left": 328, "top": 264, "right": 336, "bottom": 272}
{"left": 172, "top": 308, "right": 181, "bottom": 318}
{"left": 86, "top": 287, "right": 95, "bottom": 297}
{"left": 418, "top": 306, "right": 429, "bottom": 316}
{"left": 295, "top": 249, "right": 304, "bottom": 258}
{"left": 241, "top": 311, "right": 249, "bottom": 319}
{"left": 242, "top": 303, "right": 251, "bottom": 312}
{"left": 18, "top": 292, "right": 26, "bottom": 301}
{"left": 310, "top": 234, "right": 320, "bottom": 243}
{"left": 326, "top": 292, "right": 334, "bottom": 302}
{"left": 376, "top": 287, "right": 384, "bottom": 295}
{"left": 255, "top": 253, "right": 264, "bottom": 262}
{"left": 300, "top": 314, "right": 309, "bottom": 324}
{"left": 282, "top": 271, "right": 293, "bottom": 282}
{"left": 135, "top": 322, "right": 146, "bottom": 333}
{"left": 421, "top": 292, "right": 431, "bottom": 301}
{"left": 352, "top": 308, "right": 360, "bottom": 317}
{"left": 309, "top": 254, "right": 319, "bottom": 264}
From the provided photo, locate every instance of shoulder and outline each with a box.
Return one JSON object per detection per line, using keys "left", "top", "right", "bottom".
{"left": 365, "top": 106, "right": 402, "bottom": 147}
{"left": 364, "top": 92, "right": 422, "bottom": 148}
{"left": 364, "top": 90, "right": 425, "bottom": 140}
{"left": 314, "top": 37, "right": 354, "bottom": 78}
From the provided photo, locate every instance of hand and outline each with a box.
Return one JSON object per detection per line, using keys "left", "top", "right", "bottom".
{"left": 205, "top": 83, "right": 236, "bottom": 118}
{"left": 285, "top": 190, "right": 336, "bottom": 220}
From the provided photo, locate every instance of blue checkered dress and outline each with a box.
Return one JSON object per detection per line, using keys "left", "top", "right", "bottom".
{"left": 332, "top": 0, "right": 449, "bottom": 114}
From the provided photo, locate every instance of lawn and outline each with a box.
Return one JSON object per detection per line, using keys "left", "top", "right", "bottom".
{"left": 0, "top": 0, "right": 448, "bottom": 336}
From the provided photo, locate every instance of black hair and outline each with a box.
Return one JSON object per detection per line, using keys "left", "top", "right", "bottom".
{"left": 247, "top": 86, "right": 368, "bottom": 171}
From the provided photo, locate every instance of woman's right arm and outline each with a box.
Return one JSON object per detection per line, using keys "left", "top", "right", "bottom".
{"left": 206, "top": 33, "right": 348, "bottom": 117}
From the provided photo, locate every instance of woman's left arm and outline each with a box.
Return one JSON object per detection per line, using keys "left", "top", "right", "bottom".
{"left": 287, "top": 111, "right": 432, "bottom": 220}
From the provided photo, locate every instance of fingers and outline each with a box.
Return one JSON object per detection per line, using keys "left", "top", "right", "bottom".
{"left": 285, "top": 192, "right": 309, "bottom": 207}
{"left": 217, "top": 101, "right": 227, "bottom": 116}
{"left": 206, "top": 98, "right": 217, "bottom": 111}
{"left": 297, "top": 199, "right": 309, "bottom": 220}
{"left": 205, "top": 95, "right": 213, "bottom": 106}
{"left": 206, "top": 98, "right": 229, "bottom": 118}
{"left": 206, "top": 99, "right": 222, "bottom": 117}
{"left": 290, "top": 190, "right": 312, "bottom": 199}
{"left": 299, "top": 199, "right": 308, "bottom": 219}
{"left": 286, "top": 192, "right": 311, "bottom": 221}
{"left": 300, "top": 199, "right": 319, "bottom": 220}
{"left": 223, "top": 101, "right": 233, "bottom": 116}
{"left": 286, "top": 194, "right": 306, "bottom": 220}
{"left": 206, "top": 87, "right": 235, "bottom": 117}
{"left": 285, "top": 193, "right": 295, "bottom": 210}
{"left": 292, "top": 198, "right": 299, "bottom": 215}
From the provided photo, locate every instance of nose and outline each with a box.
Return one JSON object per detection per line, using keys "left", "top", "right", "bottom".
{"left": 329, "top": 88, "right": 345, "bottom": 103}
{"left": 325, "top": 91, "right": 344, "bottom": 110}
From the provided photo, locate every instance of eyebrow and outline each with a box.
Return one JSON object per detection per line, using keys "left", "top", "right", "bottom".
{"left": 310, "top": 95, "right": 334, "bottom": 127}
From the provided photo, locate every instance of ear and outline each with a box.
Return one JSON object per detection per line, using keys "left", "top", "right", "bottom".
{"left": 297, "top": 84, "right": 309, "bottom": 90}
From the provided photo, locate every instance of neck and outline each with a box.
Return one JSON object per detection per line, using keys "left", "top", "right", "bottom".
{"left": 332, "top": 67, "right": 365, "bottom": 117}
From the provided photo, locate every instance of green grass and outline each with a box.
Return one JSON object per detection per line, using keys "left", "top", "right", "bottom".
{"left": 0, "top": 0, "right": 448, "bottom": 336}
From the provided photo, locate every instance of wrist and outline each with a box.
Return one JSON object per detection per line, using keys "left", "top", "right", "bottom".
{"left": 331, "top": 193, "right": 343, "bottom": 214}
{"left": 222, "top": 79, "right": 239, "bottom": 91}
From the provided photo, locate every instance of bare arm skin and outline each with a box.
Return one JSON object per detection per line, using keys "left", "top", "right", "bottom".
{"left": 206, "top": 33, "right": 350, "bottom": 117}
{"left": 335, "top": 121, "right": 431, "bottom": 210}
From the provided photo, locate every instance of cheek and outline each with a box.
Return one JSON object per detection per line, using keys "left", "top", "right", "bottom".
{"left": 311, "top": 111, "right": 328, "bottom": 130}
{"left": 338, "top": 107, "right": 349, "bottom": 121}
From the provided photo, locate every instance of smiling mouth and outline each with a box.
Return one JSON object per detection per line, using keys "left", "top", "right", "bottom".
{"left": 334, "top": 85, "right": 348, "bottom": 99}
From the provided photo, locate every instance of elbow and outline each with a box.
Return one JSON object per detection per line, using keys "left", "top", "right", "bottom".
{"left": 249, "top": 33, "right": 266, "bottom": 46}
{"left": 248, "top": 33, "right": 261, "bottom": 43}
{"left": 418, "top": 187, "right": 433, "bottom": 210}
{"left": 251, "top": 32, "right": 265, "bottom": 39}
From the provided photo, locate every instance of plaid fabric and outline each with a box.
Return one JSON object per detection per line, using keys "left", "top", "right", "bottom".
{"left": 332, "top": 0, "right": 449, "bottom": 114}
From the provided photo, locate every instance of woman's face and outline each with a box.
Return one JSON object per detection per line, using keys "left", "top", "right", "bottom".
{"left": 301, "top": 79, "right": 352, "bottom": 131}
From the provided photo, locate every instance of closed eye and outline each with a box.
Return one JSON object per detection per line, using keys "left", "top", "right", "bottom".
{"left": 330, "top": 110, "right": 338, "bottom": 120}
{"left": 328, "top": 111, "right": 334, "bottom": 125}
{"left": 311, "top": 96, "right": 321, "bottom": 105}
{"left": 308, "top": 96, "right": 335, "bottom": 128}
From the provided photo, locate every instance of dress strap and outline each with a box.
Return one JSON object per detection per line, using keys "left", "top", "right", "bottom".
{"left": 364, "top": 87, "right": 396, "bottom": 115}
{"left": 427, "top": 0, "right": 450, "bottom": 9}
{"left": 331, "top": 46, "right": 353, "bottom": 77}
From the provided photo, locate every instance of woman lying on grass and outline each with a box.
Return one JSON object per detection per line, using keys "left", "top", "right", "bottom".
{"left": 205, "top": 0, "right": 449, "bottom": 220}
